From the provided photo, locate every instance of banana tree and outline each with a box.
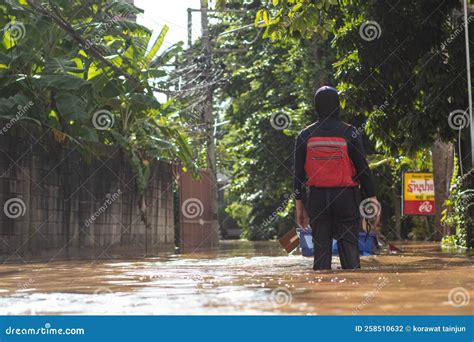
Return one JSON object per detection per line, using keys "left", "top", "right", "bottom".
{"left": 0, "top": 0, "right": 195, "bottom": 244}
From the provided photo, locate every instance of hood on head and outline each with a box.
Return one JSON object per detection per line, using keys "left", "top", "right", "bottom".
{"left": 314, "top": 86, "right": 340, "bottom": 119}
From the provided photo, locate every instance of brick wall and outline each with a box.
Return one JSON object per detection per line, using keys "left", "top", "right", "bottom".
{"left": 0, "top": 126, "right": 175, "bottom": 261}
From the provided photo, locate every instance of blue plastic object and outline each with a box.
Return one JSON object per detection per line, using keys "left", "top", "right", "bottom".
{"left": 332, "top": 232, "right": 377, "bottom": 256}
{"left": 297, "top": 228, "right": 314, "bottom": 257}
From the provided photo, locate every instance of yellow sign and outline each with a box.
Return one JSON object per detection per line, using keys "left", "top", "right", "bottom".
{"left": 402, "top": 172, "right": 435, "bottom": 215}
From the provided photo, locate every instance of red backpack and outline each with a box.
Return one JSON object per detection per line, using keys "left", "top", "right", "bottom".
{"left": 305, "top": 135, "right": 358, "bottom": 187}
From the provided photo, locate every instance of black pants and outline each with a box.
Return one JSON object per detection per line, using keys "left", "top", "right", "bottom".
{"left": 308, "top": 187, "right": 361, "bottom": 270}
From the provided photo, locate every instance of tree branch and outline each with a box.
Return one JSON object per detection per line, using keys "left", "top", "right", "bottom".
{"left": 26, "top": 0, "right": 142, "bottom": 87}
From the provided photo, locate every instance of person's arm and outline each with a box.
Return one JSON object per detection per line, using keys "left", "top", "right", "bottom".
{"left": 347, "top": 127, "right": 381, "bottom": 225}
{"left": 347, "top": 128, "right": 376, "bottom": 198}
{"left": 294, "top": 133, "right": 309, "bottom": 229}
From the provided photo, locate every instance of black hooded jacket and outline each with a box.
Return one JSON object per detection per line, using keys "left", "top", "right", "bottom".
{"left": 293, "top": 86, "right": 376, "bottom": 200}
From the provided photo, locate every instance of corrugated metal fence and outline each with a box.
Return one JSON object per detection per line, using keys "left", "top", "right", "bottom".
{"left": 178, "top": 167, "right": 219, "bottom": 251}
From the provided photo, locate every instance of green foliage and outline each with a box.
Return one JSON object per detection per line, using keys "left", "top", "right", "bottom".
{"left": 442, "top": 167, "right": 474, "bottom": 249}
{"left": 331, "top": 0, "right": 464, "bottom": 155}
{"left": 368, "top": 151, "right": 433, "bottom": 239}
{"left": 251, "top": 0, "right": 469, "bottom": 242}
{"left": 256, "top": 0, "right": 338, "bottom": 40}
{"left": 441, "top": 234, "right": 460, "bottom": 249}
{"left": 210, "top": 1, "right": 336, "bottom": 239}
{"left": 408, "top": 216, "right": 431, "bottom": 241}
{"left": 0, "top": 0, "right": 195, "bottom": 196}
{"left": 258, "top": 0, "right": 466, "bottom": 153}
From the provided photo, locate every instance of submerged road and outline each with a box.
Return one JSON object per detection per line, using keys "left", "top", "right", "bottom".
{"left": 0, "top": 241, "right": 472, "bottom": 315}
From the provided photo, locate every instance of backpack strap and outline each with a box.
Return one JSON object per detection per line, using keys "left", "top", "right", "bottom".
{"left": 335, "top": 122, "right": 352, "bottom": 140}
{"left": 307, "top": 121, "right": 352, "bottom": 140}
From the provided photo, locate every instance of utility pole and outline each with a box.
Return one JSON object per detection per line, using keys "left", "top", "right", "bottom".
{"left": 187, "top": 8, "right": 193, "bottom": 49}
{"left": 463, "top": 0, "right": 473, "bottom": 167}
{"left": 462, "top": 0, "right": 474, "bottom": 249}
{"left": 200, "top": 0, "right": 219, "bottom": 245}
{"left": 182, "top": 4, "right": 251, "bottom": 245}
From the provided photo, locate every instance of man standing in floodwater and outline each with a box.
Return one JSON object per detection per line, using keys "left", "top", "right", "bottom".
{"left": 293, "top": 86, "right": 380, "bottom": 270}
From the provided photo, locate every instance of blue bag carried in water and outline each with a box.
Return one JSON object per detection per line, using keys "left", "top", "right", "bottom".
{"left": 297, "top": 228, "right": 377, "bottom": 257}
{"left": 297, "top": 228, "right": 314, "bottom": 257}
{"left": 332, "top": 232, "right": 377, "bottom": 256}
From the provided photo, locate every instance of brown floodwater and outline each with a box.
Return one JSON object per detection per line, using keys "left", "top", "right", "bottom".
{"left": 0, "top": 241, "right": 472, "bottom": 315}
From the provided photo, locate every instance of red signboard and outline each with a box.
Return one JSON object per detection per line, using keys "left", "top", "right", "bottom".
{"left": 402, "top": 172, "right": 436, "bottom": 215}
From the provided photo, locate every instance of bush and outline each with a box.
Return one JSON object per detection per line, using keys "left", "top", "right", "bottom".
{"left": 441, "top": 169, "right": 474, "bottom": 249}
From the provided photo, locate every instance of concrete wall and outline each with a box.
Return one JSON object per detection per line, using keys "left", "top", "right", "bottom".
{"left": 0, "top": 127, "right": 175, "bottom": 261}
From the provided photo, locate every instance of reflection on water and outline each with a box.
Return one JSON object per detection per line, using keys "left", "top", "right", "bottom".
{"left": 0, "top": 241, "right": 472, "bottom": 315}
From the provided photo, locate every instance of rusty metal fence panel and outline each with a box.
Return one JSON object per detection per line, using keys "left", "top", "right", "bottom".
{"left": 178, "top": 168, "right": 218, "bottom": 250}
